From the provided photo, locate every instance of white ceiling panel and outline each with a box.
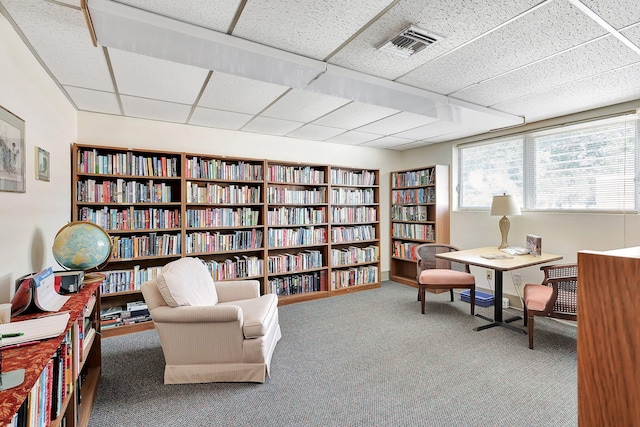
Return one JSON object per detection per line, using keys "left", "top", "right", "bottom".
{"left": 621, "top": 24, "right": 640, "bottom": 45}
{"left": 189, "top": 107, "right": 253, "bottom": 130}
{"left": 326, "top": 130, "right": 383, "bottom": 145}
{"left": 398, "top": 0, "right": 607, "bottom": 95}
{"left": 393, "top": 120, "right": 465, "bottom": 140}
{"left": 330, "top": 0, "right": 543, "bottom": 80}
{"left": 493, "top": 62, "right": 640, "bottom": 121}
{"left": 453, "top": 35, "right": 640, "bottom": 107}
{"left": 242, "top": 117, "right": 303, "bottom": 136}
{"left": 109, "top": 49, "right": 209, "bottom": 104}
{"left": 121, "top": 95, "right": 192, "bottom": 123}
{"left": 233, "top": 0, "right": 391, "bottom": 60}
{"left": 286, "top": 124, "right": 346, "bottom": 141}
{"left": 313, "top": 102, "right": 398, "bottom": 129}
{"left": 358, "top": 111, "right": 438, "bottom": 135}
{"left": 580, "top": 0, "right": 640, "bottom": 29}
{"left": 1, "top": 0, "right": 113, "bottom": 91}
{"left": 112, "top": 0, "right": 243, "bottom": 32}
{"left": 64, "top": 86, "right": 121, "bottom": 115}
{"left": 261, "top": 89, "right": 350, "bottom": 122}
{"left": 359, "top": 135, "right": 414, "bottom": 149}
{"left": 198, "top": 72, "right": 288, "bottom": 115}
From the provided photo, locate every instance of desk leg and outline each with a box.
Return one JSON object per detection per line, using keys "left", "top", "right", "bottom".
{"left": 474, "top": 270, "right": 525, "bottom": 334}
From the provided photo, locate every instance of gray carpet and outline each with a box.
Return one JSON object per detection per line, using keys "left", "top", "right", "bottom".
{"left": 89, "top": 281, "right": 577, "bottom": 427}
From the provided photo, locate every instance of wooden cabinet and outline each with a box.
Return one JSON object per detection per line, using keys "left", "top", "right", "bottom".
{"left": 0, "top": 281, "right": 102, "bottom": 427}
{"left": 389, "top": 165, "right": 449, "bottom": 286}
{"left": 577, "top": 247, "right": 640, "bottom": 427}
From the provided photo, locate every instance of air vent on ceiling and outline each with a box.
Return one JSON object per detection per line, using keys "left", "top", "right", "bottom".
{"left": 378, "top": 25, "right": 442, "bottom": 58}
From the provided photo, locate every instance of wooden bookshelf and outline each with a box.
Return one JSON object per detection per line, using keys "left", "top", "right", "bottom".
{"left": 389, "top": 165, "right": 449, "bottom": 287}
{"left": 0, "top": 280, "right": 102, "bottom": 427}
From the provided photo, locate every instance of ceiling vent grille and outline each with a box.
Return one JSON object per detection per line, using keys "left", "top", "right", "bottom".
{"left": 378, "top": 25, "right": 442, "bottom": 58}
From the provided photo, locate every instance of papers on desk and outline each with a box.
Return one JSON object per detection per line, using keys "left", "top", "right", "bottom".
{"left": 0, "top": 311, "right": 70, "bottom": 345}
{"left": 480, "top": 253, "right": 513, "bottom": 259}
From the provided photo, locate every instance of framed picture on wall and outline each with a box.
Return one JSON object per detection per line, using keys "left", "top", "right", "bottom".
{"left": 0, "top": 105, "right": 26, "bottom": 193}
{"left": 36, "top": 147, "right": 50, "bottom": 181}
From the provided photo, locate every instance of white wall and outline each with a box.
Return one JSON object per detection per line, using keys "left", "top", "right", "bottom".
{"left": 0, "top": 14, "right": 78, "bottom": 302}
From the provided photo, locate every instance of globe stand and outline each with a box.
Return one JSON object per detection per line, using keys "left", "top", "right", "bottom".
{"left": 83, "top": 272, "right": 106, "bottom": 284}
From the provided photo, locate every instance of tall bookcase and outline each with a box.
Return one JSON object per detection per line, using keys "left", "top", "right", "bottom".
{"left": 389, "top": 165, "right": 449, "bottom": 286}
{"left": 71, "top": 144, "right": 381, "bottom": 333}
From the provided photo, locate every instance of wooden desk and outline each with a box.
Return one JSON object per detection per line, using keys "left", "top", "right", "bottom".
{"left": 435, "top": 246, "right": 562, "bottom": 332}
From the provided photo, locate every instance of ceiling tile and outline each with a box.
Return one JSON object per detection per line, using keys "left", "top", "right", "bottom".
{"left": 112, "top": 0, "right": 243, "bottom": 32}
{"left": 189, "top": 107, "right": 253, "bottom": 130}
{"left": 261, "top": 89, "right": 350, "bottom": 122}
{"left": 64, "top": 86, "right": 121, "bottom": 115}
{"left": 326, "top": 130, "right": 382, "bottom": 145}
{"left": 313, "top": 102, "right": 398, "bottom": 128}
{"left": 357, "top": 111, "right": 438, "bottom": 135}
{"left": 330, "top": 0, "right": 543, "bottom": 80}
{"left": 242, "top": 116, "right": 303, "bottom": 136}
{"left": 393, "top": 120, "right": 463, "bottom": 140}
{"left": 579, "top": 0, "right": 640, "bottom": 29}
{"left": 287, "top": 124, "right": 346, "bottom": 141}
{"left": 621, "top": 24, "right": 640, "bottom": 45}
{"left": 398, "top": 0, "right": 607, "bottom": 94}
{"left": 453, "top": 35, "right": 640, "bottom": 107}
{"left": 359, "top": 135, "right": 414, "bottom": 149}
{"left": 1, "top": 0, "right": 113, "bottom": 91}
{"left": 198, "top": 72, "right": 288, "bottom": 114}
{"left": 232, "top": 0, "right": 391, "bottom": 60}
{"left": 121, "top": 95, "right": 192, "bottom": 123}
{"left": 109, "top": 49, "right": 209, "bottom": 105}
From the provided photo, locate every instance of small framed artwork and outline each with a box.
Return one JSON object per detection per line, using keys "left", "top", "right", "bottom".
{"left": 36, "top": 147, "right": 50, "bottom": 181}
{"left": 0, "top": 105, "right": 26, "bottom": 192}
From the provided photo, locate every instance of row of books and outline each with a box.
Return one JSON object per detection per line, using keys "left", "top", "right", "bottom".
{"left": 267, "top": 187, "right": 326, "bottom": 204}
{"left": 267, "top": 206, "right": 326, "bottom": 226}
{"left": 77, "top": 148, "right": 179, "bottom": 177}
{"left": 330, "top": 169, "right": 376, "bottom": 186}
{"left": 185, "top": 229, "right": 263, "bottom": 253}
{"left": 392, "top": 168, "right": 435, "bottom": 188}
{"left": 101, "top": 266, "right": 163, "bottom": 294}
{"left": 77, "top": 178, "right": 175, "bottom": 203}
{"left": 267, "top": 271, "right": 328, "bottom": 295}
{"left": 392, "top": 223, "right": 435, "bottom": 241}
{"left": 330, "top": 187, "right": 376, "bottom": 204}
{"left": 391, "top": 187, "right": 436, "bottom": 204}
{"left": 267, "top": 250, "right": 323, "bottom": 274}
{"left": 392, "top": 241, "right": 421, "bottom": 261}
{"left": 267, "top": 227, "right": 327, "bottom": 248}
{"left": 330, "top": 206, "right": 377, "bottom": 224}
{"left": 186, "top": 182, "right": 262, "bottom": 204}
{"left": 330, "top": 245, "right": 379, "bottom": 267}
{"left": 185, "top": 207, "right": 260, "bottom": 228}
{"left": 184, "top": 157, "right": 263, "bottom": 181}
{"left": 331, "top": 265, "right": 379, "bottom": 289}
{"left": 100, "top": 301, "right": 151, "bottom": 330}
{"left": 203, "top": 256, "right": 264, "bottom": 280}
{"left": 79, "top": 207, "right": 181, "bottom": 231}
{"left": 111, "top": 233, "right": 181, "bottom": 260}
{"left": 331, "top": 225, "right": 376, "bottom": 243}
{"left": 391, "top": 205, "right": 429, "bottom": 222}
{"left": 268, "top": 165, "right": 325, "bottom": 184}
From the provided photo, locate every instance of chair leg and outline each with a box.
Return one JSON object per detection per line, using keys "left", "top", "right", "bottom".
{"left": 417, "top": 288, "right": 421, "bottom": 302}
{"left": 523, "top": 305, "right": 528, "bottom": 326}
{"left": 528, "top": 315, "right": 535, "bottom": 349}
{"left": 449, "top": 289, "right": 454, "bottom": 302}
{"left": 470, "top": 289, "right": 475, "bottom": 316}
{"left": 420, "top": 287, "right": 426, "bottom": 314}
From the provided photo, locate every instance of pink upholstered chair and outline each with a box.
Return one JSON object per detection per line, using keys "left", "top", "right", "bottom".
{"left": 523, "top": 264, "right": 578, "bottom": 349}
{"left": 415, "top": 244, "right": 476, "bottom": 315}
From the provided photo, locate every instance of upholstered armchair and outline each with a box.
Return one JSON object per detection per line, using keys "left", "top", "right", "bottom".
{"left": 140, "top": 257, "right": 281, "bottom": 384}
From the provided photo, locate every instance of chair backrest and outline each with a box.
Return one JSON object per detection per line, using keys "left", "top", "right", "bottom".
{"left": 540, "top": 263, "right": 578, "bottom": 317}
{"left": 415, "top": 244, "right": 470, "bottom": 278}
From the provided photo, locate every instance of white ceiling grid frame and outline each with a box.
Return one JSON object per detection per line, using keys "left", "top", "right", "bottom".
{"left": 397, "top": 0, "right": 608, "bottom": 95}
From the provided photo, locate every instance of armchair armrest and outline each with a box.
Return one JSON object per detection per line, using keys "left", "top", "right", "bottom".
{"left": 150, "top": 304, "right": 242, "bottom": 323}
{"left": 216, "top": 280, "right": 261, "bottom": 302}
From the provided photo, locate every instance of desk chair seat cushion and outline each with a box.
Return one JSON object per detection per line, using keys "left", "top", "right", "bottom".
{"left": 523, "top": 283, "right": 553, "bottom": 311}
{"left": 419, "top": 269, "right": 475, "bottom": 286}
{"left": 157, "top": 257, "right": 218, "bottom": 307}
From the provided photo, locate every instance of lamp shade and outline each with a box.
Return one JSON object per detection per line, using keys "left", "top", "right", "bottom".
{"left": 490, "top": 194, "right": 521, "bottom": 216}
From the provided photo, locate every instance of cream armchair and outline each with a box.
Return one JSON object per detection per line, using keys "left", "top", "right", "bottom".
{"left": 140, "top": 257, "right": 281, "bottom": 384}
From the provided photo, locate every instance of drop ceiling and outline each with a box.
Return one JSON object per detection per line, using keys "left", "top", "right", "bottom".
{"left": 1, "top": 0, "right": 639, "bottom": 151}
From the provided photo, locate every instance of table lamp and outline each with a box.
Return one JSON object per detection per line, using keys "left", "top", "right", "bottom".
{"left": 490, "top": 194, "right": 521, "bottom": 249}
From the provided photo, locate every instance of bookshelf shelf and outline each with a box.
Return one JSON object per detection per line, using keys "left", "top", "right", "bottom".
{"left": 390, "top": 165, "right": 449, "bottom": 287}
{"left": 72, "top": 145, "right": 380, "bottom": 334}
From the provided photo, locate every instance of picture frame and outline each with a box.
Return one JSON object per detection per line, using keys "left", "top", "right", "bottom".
{"left": 0, "top": 106, "right": 26, "bottom": 193}
{"left": 36, "top": 146, "right": 50, "bottom": 181}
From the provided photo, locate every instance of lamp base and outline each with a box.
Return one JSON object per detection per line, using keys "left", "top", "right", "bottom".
{"left": 498, "top": 215, "right": 510, "bottom": 249}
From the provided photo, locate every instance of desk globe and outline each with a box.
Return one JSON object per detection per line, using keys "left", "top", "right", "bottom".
{"left": 52, "top": 221, "right": 112, "bottom": 281}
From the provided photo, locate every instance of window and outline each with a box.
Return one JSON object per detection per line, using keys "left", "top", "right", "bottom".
{"left": 459, "top": 113, "right": 639, "bottom": 212}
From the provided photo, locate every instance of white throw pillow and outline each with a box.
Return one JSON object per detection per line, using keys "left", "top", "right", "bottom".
{"left": 156, "top": 257, "right": 218, "bottom": 307}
